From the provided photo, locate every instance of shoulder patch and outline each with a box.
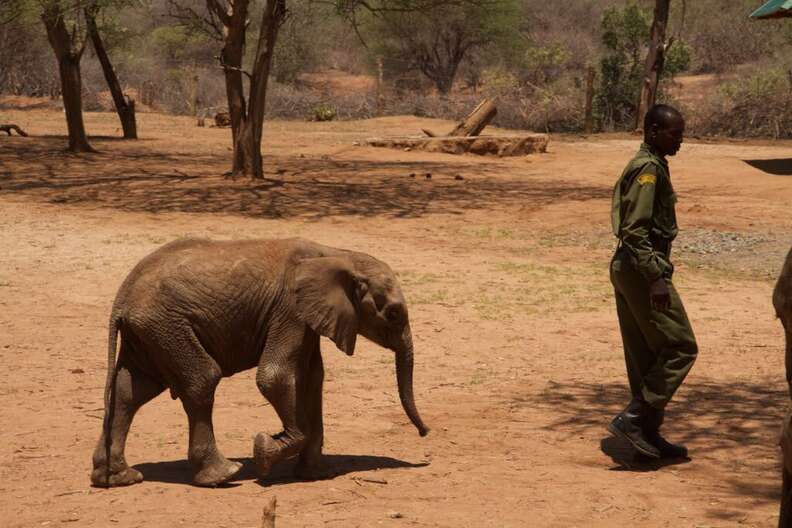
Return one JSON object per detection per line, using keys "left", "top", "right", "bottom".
{"left": 637, "top": 173, "right": 656, "bottom": 186}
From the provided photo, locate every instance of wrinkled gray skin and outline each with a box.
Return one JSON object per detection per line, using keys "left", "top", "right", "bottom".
{"left": 774, "top": 247, "right": 792, "bottom": 527}
{"left": 91, "top": 238, "right": 429, "bottom": 488}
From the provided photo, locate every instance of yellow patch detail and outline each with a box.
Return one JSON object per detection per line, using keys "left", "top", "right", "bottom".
{"left": 637, "top": 173, "right": 656, "bottom": 185}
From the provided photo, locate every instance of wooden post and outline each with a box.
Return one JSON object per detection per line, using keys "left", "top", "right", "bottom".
{"left": 584, "top": 65, "right": 595, "bottom": 134}
{"left": 261, "top": 496, "right": 277, "bottom": 528}
{"left": 447, "top": 97, "right": 497, "bottom": 137}
{"left": 376, "top": 56, "right": 384, "bottom": 117}
{"left": 191, "top": 72, "right": 200, "bottom": 116}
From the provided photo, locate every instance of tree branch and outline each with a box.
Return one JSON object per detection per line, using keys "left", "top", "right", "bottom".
{"left": 215, "top": 54, "right": 253, "bottom": 80}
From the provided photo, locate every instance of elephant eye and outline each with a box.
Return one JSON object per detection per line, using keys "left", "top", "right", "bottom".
{"left": 385, "top": 305, "right": 404, "bottom": 324}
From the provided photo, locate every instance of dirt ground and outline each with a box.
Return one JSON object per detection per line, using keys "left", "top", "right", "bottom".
{"left": 1, "top": 108, "right": 791, "bottom": 528}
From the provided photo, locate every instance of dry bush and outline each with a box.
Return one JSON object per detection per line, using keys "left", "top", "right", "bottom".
{"left": 262, "top": 79, "right": 586, "bottom": 134}
{"left": 685, "top": 67, "right": 792, "bottom": 139}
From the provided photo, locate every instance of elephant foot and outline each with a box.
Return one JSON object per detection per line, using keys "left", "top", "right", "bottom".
{"left": 253, "top": 433, "right": 281, "bottom": 479}
{"left": 91, "top": 466, "right": 144, "bottom": 488}
{"left": 294, "top": 458, "right": 335, "bottom": 481}
{"left": 193, "top": 459, "right": 242, "bottom": 488}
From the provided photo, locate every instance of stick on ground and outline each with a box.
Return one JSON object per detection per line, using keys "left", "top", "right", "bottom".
{"left": 261, "top": 496, "right": 277, "bottom": 528}
{"left": 0, "top": 124, "right": 29, "bottom": 137}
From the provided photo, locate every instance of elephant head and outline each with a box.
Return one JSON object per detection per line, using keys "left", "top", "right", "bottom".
{"left": 292, "top": 252, "right": 429, "bottom": 437}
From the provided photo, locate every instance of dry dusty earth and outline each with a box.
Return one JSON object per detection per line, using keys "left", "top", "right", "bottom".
{"left": 1, "top": 108, "right": 792, "bottom": 528}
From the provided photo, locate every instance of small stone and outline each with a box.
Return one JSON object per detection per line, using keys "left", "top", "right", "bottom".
{"left": 403, "top": 147, "right": 412, "bottom": 152}
{"left": 424, "top": 173, "right": 432, "bottom": 179}
{"left": 454, "top": 174, "right": 464, "bottom": 180}
{"left": 70, "top": 368, "right": 85, "bottom": 374}
{"left": 387, "top": 511, "right": 403, "bottom": 519}
{"left": 409, "top": 173, "right": 416, "bottom": 178}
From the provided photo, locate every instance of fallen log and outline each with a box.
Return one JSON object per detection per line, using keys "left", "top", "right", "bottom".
{"left": 0, "top": 124, "right": 29, "bottom": 137}
{"left": 446, "top": 98, "right": 497, "bottom": 137}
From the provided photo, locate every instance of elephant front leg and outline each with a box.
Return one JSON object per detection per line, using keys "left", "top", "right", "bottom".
{"left": 294, "top": 346, "right": 331, "bottom": 480}
{"left": 254, "top": 364, "right": 308, "bottom": 479}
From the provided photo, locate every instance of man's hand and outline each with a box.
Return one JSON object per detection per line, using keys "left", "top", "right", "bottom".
{"left": 649, "top": 277, "right": 671, "bottom": 311}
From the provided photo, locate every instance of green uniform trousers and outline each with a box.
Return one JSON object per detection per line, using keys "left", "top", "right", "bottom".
{"left": 610, "top": 248, "right": 698, "bottom": 409}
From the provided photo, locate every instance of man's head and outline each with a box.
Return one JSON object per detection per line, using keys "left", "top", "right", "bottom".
{"left": 644, "top": 104, "right": 685, "bottom": 157}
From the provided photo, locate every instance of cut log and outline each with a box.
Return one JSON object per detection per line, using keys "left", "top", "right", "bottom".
{"left": 446, "top": 98, "right": 497, "bottom": 137}
{"left": 0, "top": 124, "right": 29, "bottom": 137}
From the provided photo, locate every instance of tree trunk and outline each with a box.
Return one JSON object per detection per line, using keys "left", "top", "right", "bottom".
{"left": 635, "top": 0, "right": 671, "bottom": 131}
{"left": 447, "top": 98, "right": 497, "bottom": 137}
{"left": 232, "top": 118, "right": 263, "bottom": 178}
{"left": 228, "top": 0, "right": 285, "bottom": 179}
{"left": 216, "top": 0, "right": 250, "bottom": 176}
{"left": 85, "top": 9, "right": 137, "bottom": 139}
{"left": 58, "top": 54, "right": 94, "bottom": 152}
{"left": 42, "top": 5, "right": 94, "bottom": 153}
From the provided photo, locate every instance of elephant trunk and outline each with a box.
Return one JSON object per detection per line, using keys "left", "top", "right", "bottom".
{"left": 395, "top": 325, "right": 429, "bottom": 437}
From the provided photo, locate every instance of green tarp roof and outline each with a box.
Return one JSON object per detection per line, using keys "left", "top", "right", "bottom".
{"left": 750, "top": 0, "right": 792, "bottom": 18}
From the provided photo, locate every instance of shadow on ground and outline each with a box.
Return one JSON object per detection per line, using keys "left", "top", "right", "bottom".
{"left": 0, "top": 135, "right": 610, "bottom": 220}
{"left": 744, "top": 158, "right": 792, "bottom": 176}
{"left": 134, "top": 453, "right": 427, "bottom": 487}
{"left": 514, "top": 378, "right": 786, "bottom": 504}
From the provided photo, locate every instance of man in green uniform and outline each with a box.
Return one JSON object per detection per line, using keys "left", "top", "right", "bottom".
{"left": 608, "top": 104, "right": 698, "bottom": 459}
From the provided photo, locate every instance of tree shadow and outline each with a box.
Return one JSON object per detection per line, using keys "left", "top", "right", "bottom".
{"left": 744, "top": 158, "right": 792, "bottom": 176}
{"left": 518, "top": 378, "right": 786, "bottom": 504}
{"left": 0, "top": 135, "right": 610, "bottom": 220}
{"left": 133, "top": 453, "right": 427, "bottom": 488}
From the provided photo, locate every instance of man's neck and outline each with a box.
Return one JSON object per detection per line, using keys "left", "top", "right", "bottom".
{"left": 642, "top": 141, "right": 666, "bottom": 160}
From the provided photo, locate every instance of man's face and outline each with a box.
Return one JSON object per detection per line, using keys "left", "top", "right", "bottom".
{"left": 650, "top": 114, "right": 685, "bottom": 156}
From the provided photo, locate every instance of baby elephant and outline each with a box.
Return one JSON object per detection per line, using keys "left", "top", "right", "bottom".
{"left": 775, "top": 247, "right": 792, "bottom": 526}
{"left": 91, "top": 238, "right": 429, "bottom": 488}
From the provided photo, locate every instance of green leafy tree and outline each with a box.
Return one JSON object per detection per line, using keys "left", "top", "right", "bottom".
{"left": 595, "top": 3, "right": 650, "bottom": 130}
{"left": 663, "top": 39, "right": 691, "bottom": 78}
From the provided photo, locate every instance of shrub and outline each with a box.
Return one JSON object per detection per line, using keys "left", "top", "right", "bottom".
{"left": 687, "top": 68, "right": 792, "bottom": 139}
{"left": 310, "top": 103, "right": 338, "bottom": 122}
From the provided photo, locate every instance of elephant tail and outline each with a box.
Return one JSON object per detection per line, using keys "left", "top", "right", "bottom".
{"left": 102, "top": 314, "right": 122, "bottom": 484}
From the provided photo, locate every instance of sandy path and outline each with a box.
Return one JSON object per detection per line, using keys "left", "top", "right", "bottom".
{"left": 0, "top": 109, "right": 790, "bottom": 527}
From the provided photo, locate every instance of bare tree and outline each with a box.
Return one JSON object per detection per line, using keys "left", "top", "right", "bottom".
{"left": 85, "top": 3, "right": 137, "bottom": 139}
{"left": 634, "top": 0, "right": 671, "bottom": 130}
{"left": 41, "top": 0, "right": 95, "bottom": 152}
{"left": 350, "top": 0, "right": 519, "bottom": 95}
{"left": 169, "top": 0, "right": 285, "bottom": 179}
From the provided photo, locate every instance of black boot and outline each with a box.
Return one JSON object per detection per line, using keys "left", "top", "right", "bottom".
{"left": 643, "top": 406, "right": 689, "bottom": 459}
{"left": 607, "top": 398, "right": 661, "bottom": 459}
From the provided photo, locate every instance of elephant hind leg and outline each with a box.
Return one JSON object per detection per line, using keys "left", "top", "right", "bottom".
{"left": 162, "top": 328, "right": 242, "bottom": 487}
{"left": 91, "top": 355, "right": 164, "bottom": 487}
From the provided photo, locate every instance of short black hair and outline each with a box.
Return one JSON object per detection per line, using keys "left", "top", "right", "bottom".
{"left": 644, "top": 104, "right": 682, "bottom": 131}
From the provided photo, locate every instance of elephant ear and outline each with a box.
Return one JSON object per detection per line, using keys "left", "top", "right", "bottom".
{"left": 293, "top": 256, "right": 360, "bottom": 355}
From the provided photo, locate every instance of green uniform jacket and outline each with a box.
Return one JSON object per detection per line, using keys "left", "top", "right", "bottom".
{"left": 611, "top": 143, "right": 678, "bottom": 282}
